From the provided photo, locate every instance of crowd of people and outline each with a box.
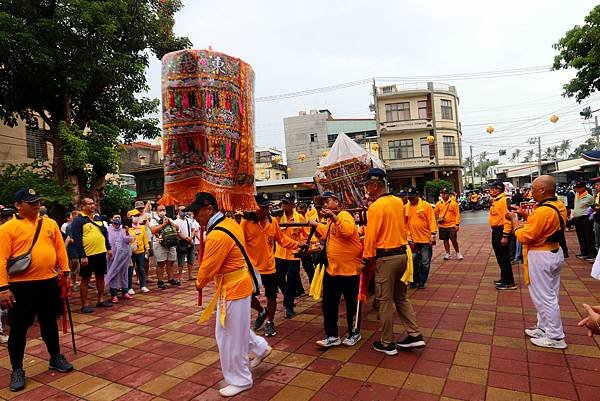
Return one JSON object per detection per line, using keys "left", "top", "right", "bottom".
{"left": 0, "top": 170, "right": 599, "bottom": 396}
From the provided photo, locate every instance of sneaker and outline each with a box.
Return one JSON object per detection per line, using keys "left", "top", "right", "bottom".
{"left": 525, "top": 327, "right": 545, "bottom": 339}
{"left": 123, "top": 293, "right": 133, "bottom": 300}
{"left": 265, "top": 321, "right": 277, "bottom": 337}
{"left": 285, "top": 308, "right": 296, "bottom": 319}
{"left": 219, "top": 384, "right": 252, "bottom": 397}
{"left": 157, "top": 281, "right": 166, "bottom": 290}
{"left": 586, "top": 257, "right": 595, "bottom": 263}
{"left": 316, "top": 336, "right": 342, "bottom": 348}
{"left": 0, "top": 334, "right": 8, "bottom": 343}
{"left": 254, "top": 308, "right": 268, "bottom": 331}
{"left": 87, "top": 283, "right": 96, "bottom": 289}
{"left": 342, "top": 333, "right": 362, "bottom": 347}
{"left": 9, "top": 368, "right": 25, "bottom": 392}
{"left": 127, "top": 289, "right": 135, "bottom": 295}
{"left": 530, "top": 336, "right": 567, "bottom": 349}
{"left": 250, "top": 346, "right": 272, "bottom": 368}
{"left": 417, "top": 283, "right": 426, "bottom": 289}
{"left": 493, "top": 280, "right": 503, "bottom": 286}
{"left": 168, "top": 279, "right": 181, "bottom": 286}
{"left": 48, "top": 354, "right": 73, "bottom": 373}
{"left": 396, "top": 334, "right": 426, "bottom": 349}
{"left": 443, "top": 253, "right": 452, "bottom": 260}
{"left": 456, "top": 253, "right": 464, "bottom": 260}
{"left": 141, "top": 287, "right": 150, "bottom": 293}
{"left": 373, "top": 341, "right": 398, "bottom": 355}
{"left": 80, "top": 305, "right": 94, "bottom": 313}
{"left": 511, "top": 259, "right": 519, "bottom": 265}
{"left": 111, "top": 296, "right": 119, "bottom": 304}
{"left": 496, "top": 284, "right": 518, "bottom": 290}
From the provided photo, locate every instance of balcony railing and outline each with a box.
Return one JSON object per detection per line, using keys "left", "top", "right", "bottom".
{"left": 376, "top": 82, "right": 456, "bottom": 95}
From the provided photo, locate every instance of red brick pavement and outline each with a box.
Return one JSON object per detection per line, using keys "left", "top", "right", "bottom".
{"left": 0, "top": 223, "right": 599, "bottom": 400}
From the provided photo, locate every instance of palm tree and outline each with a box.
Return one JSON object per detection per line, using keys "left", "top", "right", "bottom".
{"left": 559, "top": 139, "right": 571, "bottom": 160}
{"left": 511, "top": 149, "right": 521, "bottom": 162}
{"left": 552, "top": 145, "right": 560, "bottom": 160}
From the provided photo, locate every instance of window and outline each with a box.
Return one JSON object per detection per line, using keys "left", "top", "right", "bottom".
{"left": 310, "top": 133, "right": 318, "bottom": 143}
{"left": 418, "top": 100, "right": 429, "bottom": 119}
{"left": 420, "top": 138, "right": 430, "bottom": 157}
{"left": 389, "top": 139, "right": 413, "bottom": 159}
{"left": 382, "top": 85, "right": 394, "bottom": 93}
{"left": 385, "top": 102, "right": 410, "bottom": 121}
{"left": 26, "top": 128, "right": 48, "bottom": 160}
{"left": 441, "top": 99, "right": 453, "bottom": 120}
{"left": 443, "top": 136, "right": 456, "bottom": 156}
{"left": 327, "top": 133, "right": 338, "bottom": 147}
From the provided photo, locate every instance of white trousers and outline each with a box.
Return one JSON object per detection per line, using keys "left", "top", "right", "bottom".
{"left": 527, "top": 249, "right": 565, "bottom": 340}
{"left": 215, "top": 295, "right": 269, "bottom": 387}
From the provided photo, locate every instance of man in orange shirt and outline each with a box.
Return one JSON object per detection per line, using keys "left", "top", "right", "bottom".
{"left": 434, "top": 188, "right": 462, "bottom": 260}
{"left": 405, "top": 187, "right": 437, "bottom": 289}
{"left": 0, "top": 188, "right": 73, "bottom": 392}
{"left": 242, "top": 193, "right": 302, "bottom": 337}
{"left": 309, "top": 191, "right": 363, "bottom": 348}
{"left": 187, "top": 192, "right": 270, "bottom": 398}
{"left": 489, "top": 181, "right": 516, "bottom": 290}
{"left": 361, "top": 169, "right": 425, "bottom": 355}
{"left": 506, "top": 175, "right": 568, "bottom": 349}
{"left": 275, "top": 192, "right": 308, "bottom": 318}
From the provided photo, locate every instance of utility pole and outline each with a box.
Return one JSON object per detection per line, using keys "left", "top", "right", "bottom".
{"left": 537, "top": 136, "right": 542, "bottom": 177}
{"left": 595, "top": 116, "right": 599, "bottom": 150}
{"left": 470, "top": 145, "right": 474, "bottom": 186}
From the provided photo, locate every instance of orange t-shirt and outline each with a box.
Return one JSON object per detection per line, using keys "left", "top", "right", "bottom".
{"left": 196, "top": 217, "right": 253, "bottom": 300}
{"left": 275, "top": 210, "right": 308, "bottom": 260}
{"left": 241, "top": 217, "right": 298, "bottom": 275}
{"left": 363, "top": 194, "right": 408, "bottom": 259}
{"left": 405, "top": 199, "right": 438, "bottom": 243}
{"left": 316, "top": 211, "right": 362, "bottom": 276}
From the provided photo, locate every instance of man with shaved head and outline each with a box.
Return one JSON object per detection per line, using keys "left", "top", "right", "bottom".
{"left": 506, "top": 175, "right": 568, "bottom": 349}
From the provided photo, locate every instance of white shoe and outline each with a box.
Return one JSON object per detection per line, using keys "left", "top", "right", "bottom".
{"left": 456, "top": 253, "right": 464, "bottom": 260}
{"left": 141, "top": 287, "right": 150, "bottom": 293}
{"left": 0, "top": 334, "right": 8, "bottom": 344}
{"left": 525, "top": 327, "right": 545, "bottom": 339}
{"left": 530, "top": 336, "right": 567, "bottom": 349}
{"left": 127, "top": 289, "right": 135, "bottom": 295}
{"left": 315, "top": 336, "right": 341, "bottom": 348}
{"left": 342, "top": 333, "right": 362, "bottom": 347}
{"left": 250, "top": 345, "right": 272, "bottom": 369}
{"left": 219, "top": 384, "right": 252, "bottom": 397}
{"left": 443, "top": 253, "right": 452, "bottom": 260}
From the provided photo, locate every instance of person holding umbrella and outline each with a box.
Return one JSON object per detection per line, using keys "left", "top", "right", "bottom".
{"left": 308, "top": 191, "right": 363, "bottom": 348}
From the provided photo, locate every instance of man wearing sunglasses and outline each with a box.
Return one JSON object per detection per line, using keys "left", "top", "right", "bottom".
{"left": 0, "top": 188, "right": 73, "bottom": 392}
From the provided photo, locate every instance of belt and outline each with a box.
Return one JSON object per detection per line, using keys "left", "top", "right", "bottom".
{"left": 491, "top": 225, "right": 504, "bottom": 229}
{"left": 198, "top": 268, "right": 249, "bottom": 327}
{"left": 376, "top": 246, "right": 407, "bottom": 259}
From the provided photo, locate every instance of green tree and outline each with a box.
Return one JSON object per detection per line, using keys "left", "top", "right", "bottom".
{"left": 559, "top": 139, "right": 571, "bottom": 160}
{"left": 553, "top": 5, "right": 600, "bottom": 101}
{"left": 100, "top": 181, "right": 135, "bottom": 216}
{"left": 425, "top": 179, "right": 454, "bottom": 202}
{"left": 511, "top": 149, "right": 521, "bottom": 162}
{"left": 0, "top": 162, "right": 72, "bottom": 218}
{"left": 0, "top": 1, "right": 191, "bottom": 201}
{"left": 569, "top": 137, "right": 597, "bottom": 158}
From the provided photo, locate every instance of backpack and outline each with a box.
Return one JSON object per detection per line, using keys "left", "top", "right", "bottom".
{"left": 155, "top": 218, "right": 179, "bottom": 248}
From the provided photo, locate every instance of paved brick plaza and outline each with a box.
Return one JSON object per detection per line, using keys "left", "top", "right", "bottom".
{"left": 0, "top": 220, "right": 599, "bottom": 401}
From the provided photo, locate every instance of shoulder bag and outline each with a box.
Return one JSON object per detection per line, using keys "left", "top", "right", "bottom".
{"left": 8, "top": 218, "right": 43, "bottom": 276}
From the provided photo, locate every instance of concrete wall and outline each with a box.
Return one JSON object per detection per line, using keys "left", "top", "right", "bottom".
{"left": 284, "top": 112, "right": 330, "bottom": 178}
{"left": 0, "top": 120, "right": 54, "bottom": 165}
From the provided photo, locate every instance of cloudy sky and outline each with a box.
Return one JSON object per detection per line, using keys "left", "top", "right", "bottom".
{"left": 145, "top": 0, "right": 600, "bottom": 163}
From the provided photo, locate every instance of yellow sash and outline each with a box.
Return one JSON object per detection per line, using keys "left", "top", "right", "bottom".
{"left": 522, "top": 243, "right": 559, "bottom": 285}
{"left": 197, "top": 268, "right": 249, "bottom": 327}
{"left": 402, "top": 246, "right": 414, "bottom": 284}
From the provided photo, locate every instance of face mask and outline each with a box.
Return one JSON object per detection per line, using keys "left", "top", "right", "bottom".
{"left": 112, "top": 220, "right": 121, "bottom": 227}
{"left": 179, "top": 212, "right": 187, "bottom": 218}
{"left": 158, "top": 211, "right": 166, "bottom": 218}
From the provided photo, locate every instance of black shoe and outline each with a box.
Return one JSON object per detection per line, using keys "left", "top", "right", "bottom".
{"left": 285, "top": 308, "right": 296, "bottom": 319}
{"left": 396, "top": 334, "right": 426, "bottom": 349}
{"left": 49, "top": 354, "right": 73, "bottom": 373}
{"left": 157, "top": 281, "right": 167, "bottom": 290}
{"left": 373, "top": 341, "right": 398, "bottom": 355}
{"left": 96, "top": 301, "right": 112, "bottom": 308}
{"left": 493, "top": 280, "right": 503, "bottom": 286}
{"left": 265, "top": 321, "right": 276, "bottom": 337}
{"left": 168, "top": 279, "right": 181, "bottom": 286}
{"left": 80, "top": 306, "right": 94, "bottom": 313}
{"left": 496, "top": 284, "right": 518, "bottom": 290}
{"left": 409, "top": 282, "right": 418, "bottom": 289}
{"left": 254, "top": 308, "right": 268, "bottom": 331}
{"left": 9, "top": 368, "right": 25, "bottom": 392}
{"left": 417, "top": 283, "right": 425, "bottom": 289}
